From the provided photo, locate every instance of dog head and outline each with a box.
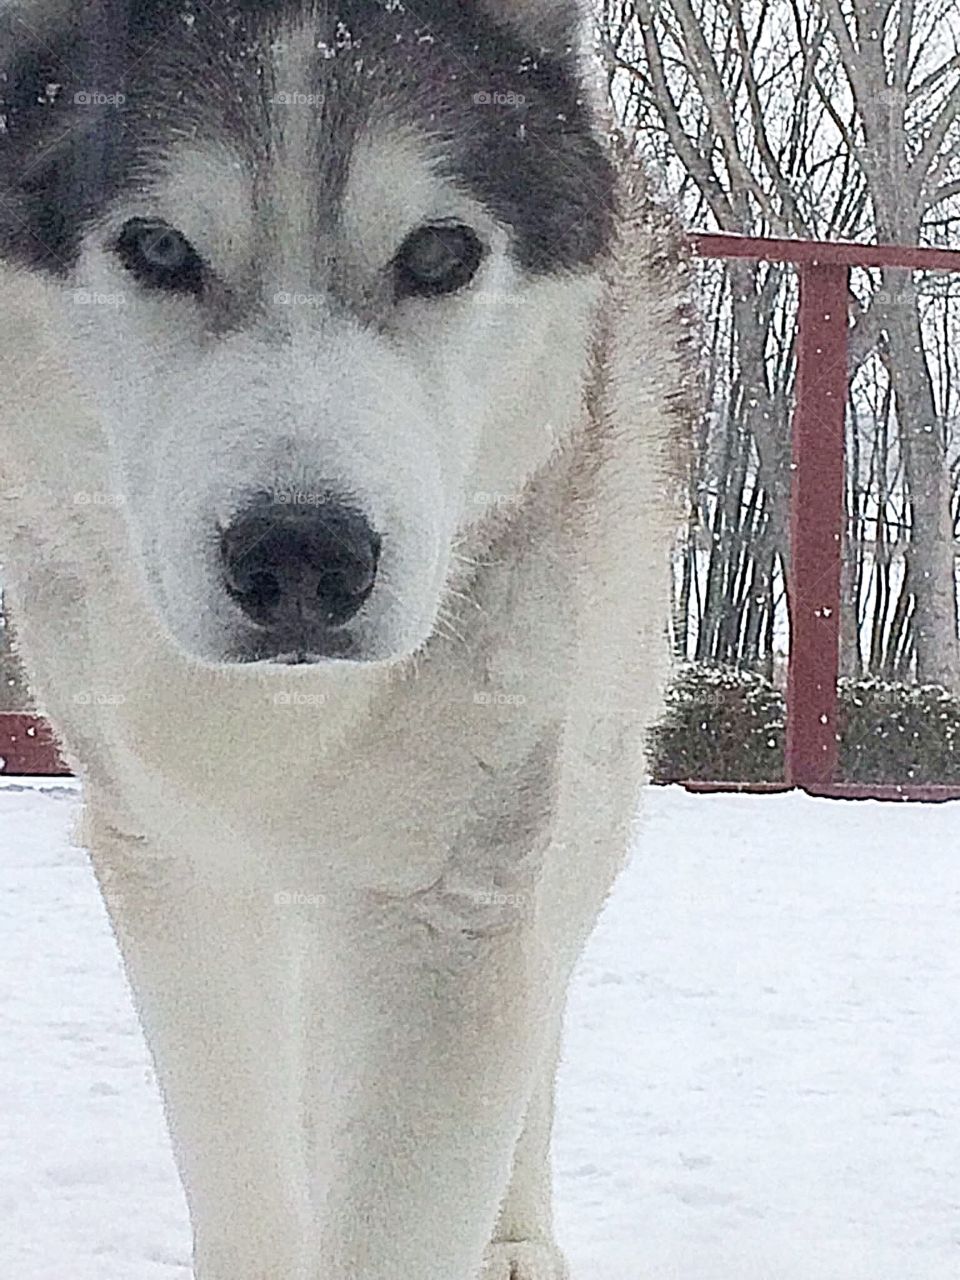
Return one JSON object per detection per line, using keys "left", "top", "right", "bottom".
{"left": 0, "top": 0, "right": 613, "bottom": 666}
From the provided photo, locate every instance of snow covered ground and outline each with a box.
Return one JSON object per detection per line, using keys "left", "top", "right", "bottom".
{"left": 2, "top": 781, "right": 959, "bottom": 1280}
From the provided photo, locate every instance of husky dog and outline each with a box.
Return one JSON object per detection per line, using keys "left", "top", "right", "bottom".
{"left": 0, "top": 1, "right": 690, "bottom": 1276}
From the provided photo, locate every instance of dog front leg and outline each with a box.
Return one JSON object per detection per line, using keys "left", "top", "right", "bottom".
{"left": 311, "top": 907, "right": 552, "bottom": 1280}
{"left": 482, "top": 1022, "right": 570, "bottom": 1279}
{"left": 87, "top": 813, "right": 310, "bottom": 1280}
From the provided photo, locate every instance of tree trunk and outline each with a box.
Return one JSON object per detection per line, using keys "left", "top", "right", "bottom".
{"left": 883, "top": 271, "right": 959, "bottom": 688}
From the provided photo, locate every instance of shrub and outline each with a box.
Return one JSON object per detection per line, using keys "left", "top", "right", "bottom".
{"left": 838, "top": 677, "right": 960, "bottom": 784}
{"left": 648, "top": 664, "right": 785, "bottom": 784}
{"left": 649, "top": 665, "right": 960, "bottom": 785}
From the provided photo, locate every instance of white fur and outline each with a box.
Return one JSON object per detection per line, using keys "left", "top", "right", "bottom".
{"left": 66, "top": 116, "right": 591, "bottom": 667}
{"left": 0, "top": 19, "right": 690, "bottom": 1280}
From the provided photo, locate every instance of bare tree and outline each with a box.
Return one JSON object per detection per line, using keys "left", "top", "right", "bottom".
{"left": 600, "top": 0, "right": 960, "bottom": 684}
{"left": 817, "top": 0, "right": 960, "bottom": 683}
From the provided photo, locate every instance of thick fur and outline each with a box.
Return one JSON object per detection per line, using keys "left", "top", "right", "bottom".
{"left": 0, "top": 2, "right": 691, "bottom": 1277}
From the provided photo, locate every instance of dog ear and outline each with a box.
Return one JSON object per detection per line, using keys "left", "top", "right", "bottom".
{"left": 479, "top": 0, "right": 582, "bottom": 50}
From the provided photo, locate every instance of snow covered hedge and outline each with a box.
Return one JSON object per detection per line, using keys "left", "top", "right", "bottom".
{"left": 649, "top": 665, "right": 960, "bottom": 785}
{"left": 839, "top": 677, "right": 960, "bottom": 784}
{"left": 649, "top": 665, "right": 786, "bottom": 784}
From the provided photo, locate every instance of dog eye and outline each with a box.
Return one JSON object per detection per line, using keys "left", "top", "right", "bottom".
{"left": 114, "top": 219, "right": 206, "bottom": 294}
{"left": 393, "top": 223, "right": 484, "bottom": 299}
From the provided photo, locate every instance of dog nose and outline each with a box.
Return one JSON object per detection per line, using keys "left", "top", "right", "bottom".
{"left": 221, "top": 500, "right": 381, "bottom": 630}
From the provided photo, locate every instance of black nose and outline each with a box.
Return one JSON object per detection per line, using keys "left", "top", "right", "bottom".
{"left": 221, "top": 500, "right": 381, "bottom": 631}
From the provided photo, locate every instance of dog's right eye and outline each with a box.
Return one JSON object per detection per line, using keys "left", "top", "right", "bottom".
{"left": 114, "top": 219, "right": 206, "bottom": 295}
{"left": 393, "top": 223, "right": 484, "bottom": 300}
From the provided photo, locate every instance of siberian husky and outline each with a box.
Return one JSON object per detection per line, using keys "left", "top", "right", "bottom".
{"left": 0, "top": 1, "right": 690, "bottom": 1276}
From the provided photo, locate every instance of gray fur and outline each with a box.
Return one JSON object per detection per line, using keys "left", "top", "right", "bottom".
{"left": 0, "top": 0, "right": 613, "bottom": 275}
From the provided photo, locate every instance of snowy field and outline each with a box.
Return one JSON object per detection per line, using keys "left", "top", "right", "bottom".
{"left": 2, "top": 782, "right": 959, "bottom": 1280}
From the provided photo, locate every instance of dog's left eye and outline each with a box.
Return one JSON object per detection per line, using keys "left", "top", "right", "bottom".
{"left": 393, "top": 223, "right": 484, "bottom": 299}
{"left": 114, "top": 219, "right": 206, "bottom": 294}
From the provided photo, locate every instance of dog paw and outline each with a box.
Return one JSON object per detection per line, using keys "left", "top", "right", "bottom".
{"left": 481, "top": 1239, "right": 571, "bottom": 1279}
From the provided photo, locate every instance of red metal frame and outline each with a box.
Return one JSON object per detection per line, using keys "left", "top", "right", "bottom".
{"left": 0, "top": 714, "right": 68, "bottom": 776}
{"left": 690, "top": 233, "right": 960, "bottom": 273}
{"left": 688, "top": 232, "right": 960, "bottom": 803}
{"left": 4, "top": 232, "right": 960, "bottom": 791}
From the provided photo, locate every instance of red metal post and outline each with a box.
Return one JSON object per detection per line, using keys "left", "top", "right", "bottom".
{"left": 784, "top": 263, "right": 850, "bottom": 788}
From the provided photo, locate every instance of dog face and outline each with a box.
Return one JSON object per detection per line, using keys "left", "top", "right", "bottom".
{"left": 0, "top": 0, "right": 613, "bottom": 665}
